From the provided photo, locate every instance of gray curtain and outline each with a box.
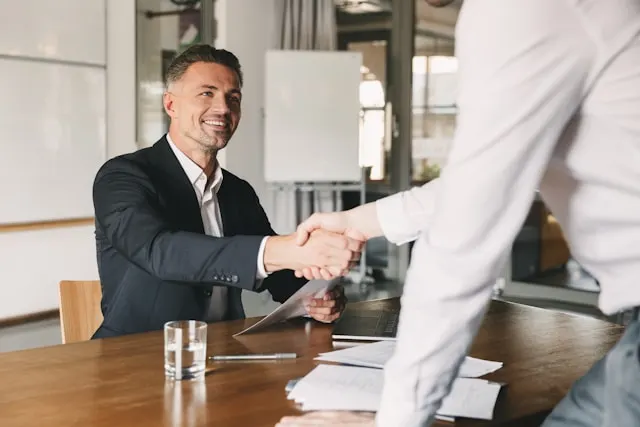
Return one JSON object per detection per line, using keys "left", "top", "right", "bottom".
{"left": 276, "top": 0, "right": 337, "bottom": 50}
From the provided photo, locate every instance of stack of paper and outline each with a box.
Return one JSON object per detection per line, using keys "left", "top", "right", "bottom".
{"left": 315, "top": 341, "right": 503, "bottom": 378}
{"left": 287, "top": 365, "right": 503, "bottom": 421}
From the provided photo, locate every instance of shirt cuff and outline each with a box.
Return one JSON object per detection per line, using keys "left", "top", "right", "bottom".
{"left": 256, "top": 236, "right": 270, "bottom": 279}
{"left": 376, "top": 193, "right": 420, "bottom": 245}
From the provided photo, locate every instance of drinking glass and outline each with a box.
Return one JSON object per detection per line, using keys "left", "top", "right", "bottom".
{"left": 164, "top": 320, "right": 207, "bottom": 380}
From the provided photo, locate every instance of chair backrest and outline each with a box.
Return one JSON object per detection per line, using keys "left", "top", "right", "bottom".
{"left": 58, "top": 280, "right": 103, "bottom": 344}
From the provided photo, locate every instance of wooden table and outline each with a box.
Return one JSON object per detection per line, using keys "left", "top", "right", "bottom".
{"left": 0, "top": 298, "right": 623, "bottom": 427}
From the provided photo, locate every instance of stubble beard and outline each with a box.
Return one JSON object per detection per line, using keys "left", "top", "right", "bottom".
{"left": 188, "top": 128, "right": 229, "bottom": 154}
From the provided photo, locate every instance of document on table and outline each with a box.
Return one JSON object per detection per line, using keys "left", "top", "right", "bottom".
{"left": 287, "top": 365, "right": 502, "bottom": 421}
{"left": 315, "top": 341, "right": 503, "bottom": 378}
{"left": 234, "top": 278, "right": 340, "bottom": 336}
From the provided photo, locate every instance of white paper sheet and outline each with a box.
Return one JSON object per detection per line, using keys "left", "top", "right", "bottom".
{"left": 234, "top": 278, "right": 339, "bottom": 336}
{"left": 287, "top": 365, "right": 501, "bottom": 421}
{"left": 437, "top": 377, "right": 503, "bottom": 420}
{"left": 315, "top": 341, "right": 503, "bottom": 378}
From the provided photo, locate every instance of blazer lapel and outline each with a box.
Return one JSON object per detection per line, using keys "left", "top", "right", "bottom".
{"left": 149, "top": 136, "right": 204, "bottom": 234}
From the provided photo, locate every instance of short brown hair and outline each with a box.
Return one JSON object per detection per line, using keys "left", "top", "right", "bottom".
{"left": 164, "top": 44, "right": 243, "bottom": 88}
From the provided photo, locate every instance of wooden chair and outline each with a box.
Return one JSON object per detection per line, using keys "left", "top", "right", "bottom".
{"left": 58, "top": 280, "right": 103, "bottom": 344}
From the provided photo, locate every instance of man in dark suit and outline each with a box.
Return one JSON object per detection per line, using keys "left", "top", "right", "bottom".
{"left": 91, "top": 45, "right": 360, "bottom": 339}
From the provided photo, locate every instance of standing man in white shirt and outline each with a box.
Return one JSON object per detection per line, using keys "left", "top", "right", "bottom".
{"left": 277, "top": 0, "right": 640, "bottom": 426}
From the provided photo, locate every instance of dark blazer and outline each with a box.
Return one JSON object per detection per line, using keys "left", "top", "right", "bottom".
{"left": 91, "top": 136, "right": 306, "bottom": 338}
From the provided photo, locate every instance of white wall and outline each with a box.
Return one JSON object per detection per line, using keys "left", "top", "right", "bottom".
{"left": 0, "top": 0, "right": 136, "bottom": 320}
{"left": 107, "top": 0, "right": 137, "bottom": 157}
{"left": 0, "top": 226, "right": 98, "bottom": 319}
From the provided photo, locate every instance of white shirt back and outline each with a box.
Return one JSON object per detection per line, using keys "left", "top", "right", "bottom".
{"left": 373, "top": 0, "right": 640, "bottom": 425}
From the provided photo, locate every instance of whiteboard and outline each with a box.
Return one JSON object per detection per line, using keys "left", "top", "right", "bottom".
{"left": 0, "top": 0, "right": 105, "bottom": 65}
{"left": 0, "top": 57, "right": 106, "bottom": 224}
{"left": 264, "top": 50, "right": 362, "bottom": 182}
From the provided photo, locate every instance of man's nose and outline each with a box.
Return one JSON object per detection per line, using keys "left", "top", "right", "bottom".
{"left": 211, "top": 95, "right": 230, "bottom": 114}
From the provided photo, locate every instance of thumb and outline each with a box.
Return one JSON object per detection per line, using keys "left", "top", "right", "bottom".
{"left": 295, "top": 217, "right": 320, "bottom": 246}
{"left": 294, "top": 226, "right": 311, "bottom": 246}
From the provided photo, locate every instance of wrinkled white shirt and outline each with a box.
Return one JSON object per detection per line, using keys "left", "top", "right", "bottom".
{"left": 374, "top": 0, "right": 640, "bottom": 425}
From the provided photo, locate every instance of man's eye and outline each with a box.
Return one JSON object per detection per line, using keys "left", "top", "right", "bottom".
{"left": 201, "top": 91, "right": 213, "bottom": 97}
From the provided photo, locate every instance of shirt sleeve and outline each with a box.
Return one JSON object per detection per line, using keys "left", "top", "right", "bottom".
{"left": 256, "top": 236, "right": 270, "bottom": 280}
{"left": 375, "top": 179, "right": 441, "bottom": 245}
{"left": 375, "top": 1, "right": 592, "bottom": 425}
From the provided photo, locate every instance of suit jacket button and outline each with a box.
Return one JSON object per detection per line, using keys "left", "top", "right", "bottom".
{"left": 213, "top": 275, "right": 219, "bottom": 281}
{"left": 231, "top": 275, "right": 238, "bottom": 283}
{"left": 204, "top": 289, "right": 212, "bottom": 296}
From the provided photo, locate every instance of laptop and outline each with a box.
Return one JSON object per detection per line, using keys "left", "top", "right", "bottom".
{"left": 331, "top": 308, "right": 400, "bottom": 341}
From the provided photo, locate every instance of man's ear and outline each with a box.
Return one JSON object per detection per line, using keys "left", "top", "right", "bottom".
{"left": 163, "top": 92, "right": 176, "bottom": 118}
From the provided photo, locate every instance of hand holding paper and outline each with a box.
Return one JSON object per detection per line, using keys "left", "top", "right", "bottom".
{"left": 234, "top": 279, "right": 343, "bottom": 336}
{"left": 304, "top": 284, "right": 347, "bottom": 323}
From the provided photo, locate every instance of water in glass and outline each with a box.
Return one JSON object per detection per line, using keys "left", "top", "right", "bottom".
{"left": 164, "top": 320, "right": 207, "bottom": 380}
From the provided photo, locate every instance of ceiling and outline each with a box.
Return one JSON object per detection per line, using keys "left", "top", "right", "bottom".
{"left": 336, "top": 0, "right": 461, "bottom": 40}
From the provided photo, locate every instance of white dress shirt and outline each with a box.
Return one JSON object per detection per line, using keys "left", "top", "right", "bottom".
{"left": 374, "top": 0, "right": 640, "bottom": 425}
{"left": 167, "top": 135, "right": 269, "bottom": 322}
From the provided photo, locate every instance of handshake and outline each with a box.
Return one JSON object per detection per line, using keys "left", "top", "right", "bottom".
{"left": 263, "top": 208, "right": 374, "bottom": 281}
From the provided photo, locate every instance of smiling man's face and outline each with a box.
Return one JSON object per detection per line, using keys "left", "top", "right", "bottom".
{"left": 164, "top": 61, "right": 242, "bottom": 153}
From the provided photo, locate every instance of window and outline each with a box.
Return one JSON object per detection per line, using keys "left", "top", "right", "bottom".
{"left": 348, "top": 41, "right": 389, "bottom": 181}
{"left": 359, "top": 79, "right": 386, "bottom": 180}
{"left": 411, "top": 42, "right": 458, "bottom": 182}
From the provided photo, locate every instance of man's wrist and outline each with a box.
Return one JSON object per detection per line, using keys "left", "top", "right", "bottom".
{"left": 263, "top": 235, "right": 296, "bottom": 273}
{"left": 345, "top": 203, "right": 382, "bottom": 240}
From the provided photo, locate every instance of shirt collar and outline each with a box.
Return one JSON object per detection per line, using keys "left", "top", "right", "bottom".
{"left": 166, "top": 133, "right": 223, "bottom": 194}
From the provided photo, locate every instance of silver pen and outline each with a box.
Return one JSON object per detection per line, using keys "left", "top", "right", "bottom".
{"left": 209, "top": 352, "right": 298, "bottom": 361}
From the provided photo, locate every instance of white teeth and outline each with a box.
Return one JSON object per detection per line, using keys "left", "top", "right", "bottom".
{"left": 204, "top": 120, "right": 225, "bottom": 126}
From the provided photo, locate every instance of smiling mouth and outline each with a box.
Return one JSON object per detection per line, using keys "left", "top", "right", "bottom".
{"left": 202, "top": 119, "right": 229, "bottom": 132}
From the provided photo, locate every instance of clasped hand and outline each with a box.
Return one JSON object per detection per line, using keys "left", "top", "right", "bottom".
{"left": 293, "top": 211, "right": 368, "bottom": 281}
{"left": 294, "top": 228, "right": 363, "bottom": 279}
